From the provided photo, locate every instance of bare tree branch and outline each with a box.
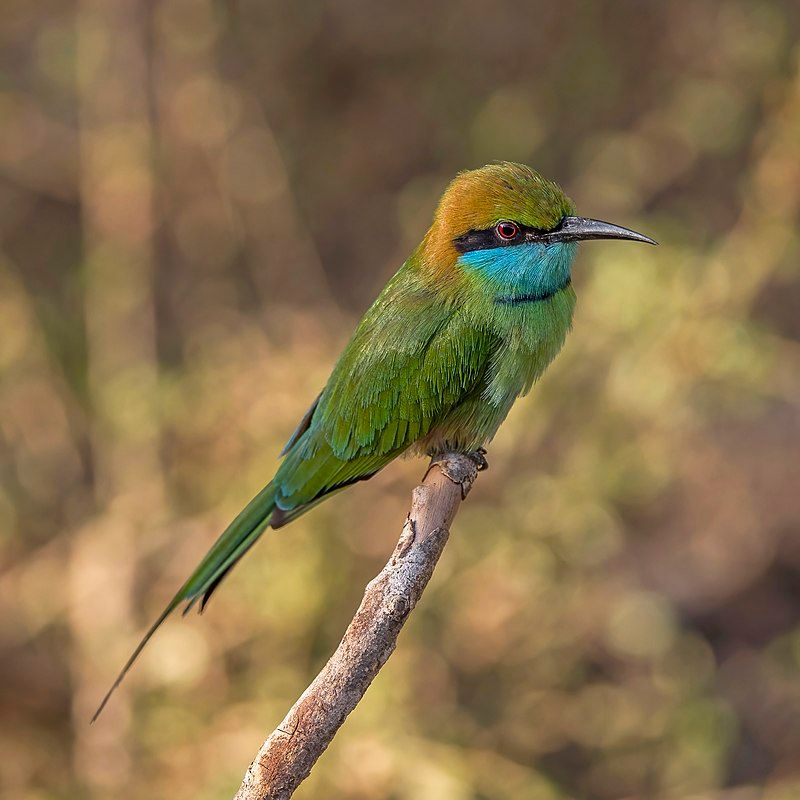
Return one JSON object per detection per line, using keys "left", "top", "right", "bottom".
{"left": 234, "top": 453, "right": 482, "bottom": 800}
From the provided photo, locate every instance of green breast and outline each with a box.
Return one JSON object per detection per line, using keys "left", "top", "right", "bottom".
{"left": 482, "top": 283, "right": 577, "bottom": 408}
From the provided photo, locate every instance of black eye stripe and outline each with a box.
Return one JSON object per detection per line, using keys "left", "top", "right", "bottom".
{"left": 453, "top": 220, "right": 556, "bottom": 254}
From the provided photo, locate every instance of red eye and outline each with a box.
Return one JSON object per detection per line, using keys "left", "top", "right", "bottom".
{"left": 495, "top": 221, "right": 519, "bottom": 241}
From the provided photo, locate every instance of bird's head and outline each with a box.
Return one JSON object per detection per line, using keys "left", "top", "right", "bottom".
{"left": 421, "top": 162, "right": 656, "bottom": 302}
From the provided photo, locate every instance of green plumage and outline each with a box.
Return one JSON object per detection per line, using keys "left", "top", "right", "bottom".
{"left": 94, "top": 162, "right": 655, "bottom": 719}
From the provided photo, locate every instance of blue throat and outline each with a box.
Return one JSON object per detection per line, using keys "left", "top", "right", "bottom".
{"left": 458, "top": 242, "right": 577, "bottom": 304}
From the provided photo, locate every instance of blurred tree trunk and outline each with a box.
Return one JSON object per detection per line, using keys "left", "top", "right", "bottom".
{"left": 70, "top": 0, "right": 164, "bottom": 793}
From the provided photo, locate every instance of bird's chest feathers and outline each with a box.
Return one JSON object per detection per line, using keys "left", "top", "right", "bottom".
{"left": 459, "top": 242, "right": 577, "bottom": 407}
{"left": 486, "top": 288, "right": 576, "bottom": 406}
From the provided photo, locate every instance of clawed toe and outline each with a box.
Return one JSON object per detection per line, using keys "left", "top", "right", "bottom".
{"left": 427, "top": 449, "right": 488, "bottom": 500}
{"left": 466, "top": 447, "right": 489, "bottom": 471}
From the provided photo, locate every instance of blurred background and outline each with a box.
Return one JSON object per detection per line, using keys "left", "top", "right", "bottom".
{"left": 2, "top": 1, "right": 800, "bottom": 798}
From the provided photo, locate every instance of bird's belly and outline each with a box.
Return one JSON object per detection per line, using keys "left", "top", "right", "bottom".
{"left": 413, "top": 394, "right": 514, "bottom": 455}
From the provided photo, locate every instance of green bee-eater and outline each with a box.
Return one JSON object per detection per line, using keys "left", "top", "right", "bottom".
{"left": 94, "top": 161, "right": 656, "bottom": 719}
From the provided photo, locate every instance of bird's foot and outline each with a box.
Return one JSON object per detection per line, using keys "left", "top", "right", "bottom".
{"left": 428, "top": 449, "right": 487, "bottom": 499}
{"left": 466, "top": 447, "right": 489, "bottom": 472}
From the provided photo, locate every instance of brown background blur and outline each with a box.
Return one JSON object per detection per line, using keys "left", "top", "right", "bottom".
{"left": 2, "top": 1, "right": 800, "bottom": 798}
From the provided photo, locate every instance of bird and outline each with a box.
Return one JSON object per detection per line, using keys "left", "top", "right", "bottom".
{"left": 93, "top": 161, "right": 656, "bottom": 720}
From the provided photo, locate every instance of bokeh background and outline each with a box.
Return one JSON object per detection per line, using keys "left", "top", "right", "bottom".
{"left": 2, "top": 1, "right": 800, "bottom": 798}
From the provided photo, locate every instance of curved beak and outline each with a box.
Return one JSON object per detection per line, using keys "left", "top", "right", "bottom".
{"left": 541, "top": 216, "right": 658, "bottom": 246}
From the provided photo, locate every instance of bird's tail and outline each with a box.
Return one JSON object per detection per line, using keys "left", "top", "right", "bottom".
{"left": 91, "top": 481, "right": 278, "bottom": 722}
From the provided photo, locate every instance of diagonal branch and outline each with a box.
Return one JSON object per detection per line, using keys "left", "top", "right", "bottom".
{"left": 234, "top": 453, "right": 481, "bottom": 800}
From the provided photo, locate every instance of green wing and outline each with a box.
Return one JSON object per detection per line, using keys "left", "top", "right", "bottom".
{"left": 271, "top": 270, "right": 492, "bottom": 523}
{"left": 93, "top": 265, "right": 492, "bottom": 720}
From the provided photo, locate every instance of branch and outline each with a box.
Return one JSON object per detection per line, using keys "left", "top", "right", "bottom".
{"left": 233, "top": 453, "right": 481, "bottom": 800}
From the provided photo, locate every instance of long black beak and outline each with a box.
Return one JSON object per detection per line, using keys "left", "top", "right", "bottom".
{"left": 539, "top": 216, "right": 658, "bottom": 246}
